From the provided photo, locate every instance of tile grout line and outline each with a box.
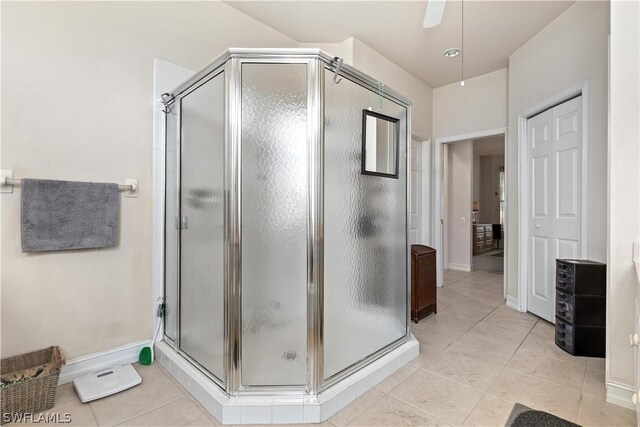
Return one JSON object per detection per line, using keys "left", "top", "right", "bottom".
{"left": 512, "top": 337, "right": 590, "bottom": 369}
{"left": 431, "top": 275, "right": 523, "bottom": 424}
{"left": 416, "top": 308, "right": 515, "bottom": 396}
{"left": 432, "top": 271, "right": 623, "bottom": 425}
{"left": 330, "top": 389, "right": 385, "bottom": 427}
{"left": 87, "top": 397, "right": 100, "bottom": 427}
{"left": 111, "top": 395, "right": 187, "bottom": 426}
{"left": 410, "top": 295, "right": 510, "bottom": 424}
{"left": 104, "top": 367, "right": 187, "bottom": 426}
{"left": 383, "top": 392, "right": 456, "bottom": 426}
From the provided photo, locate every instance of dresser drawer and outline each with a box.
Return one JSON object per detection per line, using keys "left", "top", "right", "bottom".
{"left": 556, "top": 298, "right": 574, "bottom": 324}
{"left": 555, "top": 317, "right": 605, "bottom": 357}
{"left": 556, "top": 260, "right": 606, "bottom": 296}
{"left": 556, "top": 291, "right": 606, "bottom": 327}
{"left": 555, "top": 328, "right": 575, "bottom": 354}
{"left": 556, "top": 276, "right": 575, "bottom": 294}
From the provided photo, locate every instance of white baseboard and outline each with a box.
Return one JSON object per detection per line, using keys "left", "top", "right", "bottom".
{"left": 506, "top": 295, "right": 520, "bottom": 311}
{"left": 447, "top": 263, "right": 472, "bottom": 272}
{"left": 606, "top": 380, "right": 636, "bottom": 410}
{"left": 58, "top": 340, "right": 151, "bottom": 385}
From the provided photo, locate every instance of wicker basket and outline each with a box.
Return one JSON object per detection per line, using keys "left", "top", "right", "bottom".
{"left": 1, "top": 346, "right": 65, "bottom": 424}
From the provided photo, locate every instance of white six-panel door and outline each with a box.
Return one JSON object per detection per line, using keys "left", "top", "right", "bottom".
{"left": 410, "top": 139, "right": 422, "bottom": 244}
{"left": 527, "top": 96, "right": 582, "bottom": 322}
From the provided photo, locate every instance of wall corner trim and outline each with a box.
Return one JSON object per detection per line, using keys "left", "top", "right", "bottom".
{"left": 447, "top": 263, "right": 472, "bottom": 272}
{"left": 58, "top": 339, "right": 151, "bottom": 385}
{"left": 605, "top": 380, "right": 636, "bottom": 410}
{"left": 506, "top": 295, "right": 520, "bottom": 311}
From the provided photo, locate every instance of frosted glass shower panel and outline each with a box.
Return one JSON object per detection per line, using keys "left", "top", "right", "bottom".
{"left": 164, "top": 105, "right": 178, "bottom": 341}
{"left": 240, "top": 63, "right": 308, "bottom": 386}
{"left": 179, "top": 73, "right": 226, "bottom": 382}
{"left": 323, "top": 69, "right": 408, "bottom": 380}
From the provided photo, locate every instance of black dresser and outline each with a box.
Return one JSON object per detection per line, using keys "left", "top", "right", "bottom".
{"left": 555, "top": 259, "right": 606, "bottom": 357}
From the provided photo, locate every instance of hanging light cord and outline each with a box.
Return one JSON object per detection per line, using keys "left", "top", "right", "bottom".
{"left": 461, "top": 0, "right": 465, "bottom": 86}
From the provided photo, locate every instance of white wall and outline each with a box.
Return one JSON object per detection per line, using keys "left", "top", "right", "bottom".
{"left": 0, "top": 1, "right": 298, "bottom": 360}
{"left": 506, "top": 1, "right": 609, "bottom": 304}
{"left": 608, "top": 0, "right": 640, "bottom": 392}
{"left": 433, "top": 68, "right": 508, "bottom": 140}
{"left": 447, "top": 141, "right": 473, "bottom": 270}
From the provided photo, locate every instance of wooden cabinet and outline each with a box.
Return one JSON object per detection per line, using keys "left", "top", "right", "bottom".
{"left": 473, "top": 224, "right": 494, "bottom": 255}
{"left": 411, "top": 245, "right": 437, "bottom": 323}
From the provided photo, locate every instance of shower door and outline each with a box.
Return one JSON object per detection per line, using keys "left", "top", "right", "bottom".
{"left": 323, "top": 68, "right": 408, "bottom": 382}
{"left": 178, "top": 71, "right": 226, "bottom": 382}
{"left": 239, "top": 62, "right": 309, "bottom": 387}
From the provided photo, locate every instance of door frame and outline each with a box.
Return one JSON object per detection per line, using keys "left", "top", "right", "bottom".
{"left": 434, "top": 127, "right": 508, "bottom": 290}
{"left": 410, "top": 134, "right": 432, "bottom": 245}
{"left": 516, "top": 80, "right": 590, "bottom": 313}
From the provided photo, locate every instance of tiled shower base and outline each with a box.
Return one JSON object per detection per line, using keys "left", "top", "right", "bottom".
{"left": 155, "top": 336, "right": 419, "bottom": 425}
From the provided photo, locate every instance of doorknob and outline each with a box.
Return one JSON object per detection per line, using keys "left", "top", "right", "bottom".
{"left": 181, "top": 216, "right": 188, "bottom": 230}
{"left": 535, "top": 224, "right": 541, "bottom": 229}
{"left": 630, "top": 333, "right": 640, "bottom": 346}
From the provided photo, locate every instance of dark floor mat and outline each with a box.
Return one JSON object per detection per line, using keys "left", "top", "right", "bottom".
{"left": 506, "top": 403, "right": 580, "bottom": 427}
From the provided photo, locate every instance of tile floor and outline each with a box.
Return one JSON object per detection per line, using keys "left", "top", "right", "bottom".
{"left": 471, "top": 250, "right": 504, "bottom": 273}
{"left": 14, "top": 270, "right": 635, "bottom": 426}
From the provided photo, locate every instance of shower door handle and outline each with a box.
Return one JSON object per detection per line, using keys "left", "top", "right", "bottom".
{"left": 181, "top": 216, "right": 188, "bottom": 230}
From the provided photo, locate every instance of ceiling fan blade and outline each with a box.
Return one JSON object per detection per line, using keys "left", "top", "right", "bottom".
{"left": 423, "top": 0, "right": 446, "bottom": 28}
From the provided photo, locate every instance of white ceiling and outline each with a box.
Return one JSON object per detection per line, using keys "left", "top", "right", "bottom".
{"left": 226, "top": 0, "right": 574, "bottom": 87}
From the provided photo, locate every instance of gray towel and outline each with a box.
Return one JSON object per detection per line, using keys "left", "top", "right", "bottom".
{"left": 21, "top": 179, "right": 119, "bottom": 252}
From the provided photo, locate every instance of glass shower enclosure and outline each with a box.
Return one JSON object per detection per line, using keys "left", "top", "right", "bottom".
{"left": 163, "top": 48, "right": 411, "bottom": 396}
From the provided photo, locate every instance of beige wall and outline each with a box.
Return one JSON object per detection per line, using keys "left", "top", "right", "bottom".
{"left": 299, "top": 39, "right": 354, "bottom": 65}
{"left": 447, "top": 141, "right": 473, "bottom": 269}
{"left": 351, "top": 38, "right": 433, "bottom": 139}
{"left": 433, "top": 68, "right": 508, "bottom": 140}
{"left": 302, "top": 37, "right": 434, "bottom": 139}
{"left": 0, "top": 1, "right": 297, "bottom": 360}
{"left": 505, "top": 1, "right": 609, "bottom": 305}
{"left": 608, "top": 0, "right": 639, "bottom": 389}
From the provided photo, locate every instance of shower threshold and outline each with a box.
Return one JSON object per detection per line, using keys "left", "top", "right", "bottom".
{"left": 155, "top": 336, "right": 419, "bottom": 425}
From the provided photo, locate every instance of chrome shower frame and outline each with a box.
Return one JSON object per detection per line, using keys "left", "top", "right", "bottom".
{"left": 162, "top": 48, "right": 413, "bottom": 397}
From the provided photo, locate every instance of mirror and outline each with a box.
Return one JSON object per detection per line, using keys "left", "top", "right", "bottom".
{"left": 361, "top": 110, "right": 399, "bottom": 178}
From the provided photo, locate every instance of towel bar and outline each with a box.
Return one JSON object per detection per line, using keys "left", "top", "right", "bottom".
{"left": 0, "top": 176, "right": 136, "bottom": 193}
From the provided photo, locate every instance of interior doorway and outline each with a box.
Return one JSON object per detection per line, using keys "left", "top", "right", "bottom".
{"left": 471, "top": 136, "right": 505, "bottom": 273}
{"left": 440, "top": 135, "right": 506, "bottom": 274}
{"left": 433, "top": 128, "right": 507, "bottom": 290}
{"left": 410, "top": 138, "right": 422, "bottom": 244}
{"left": 409, "top": 136, "right": 431, "bottom": 246}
